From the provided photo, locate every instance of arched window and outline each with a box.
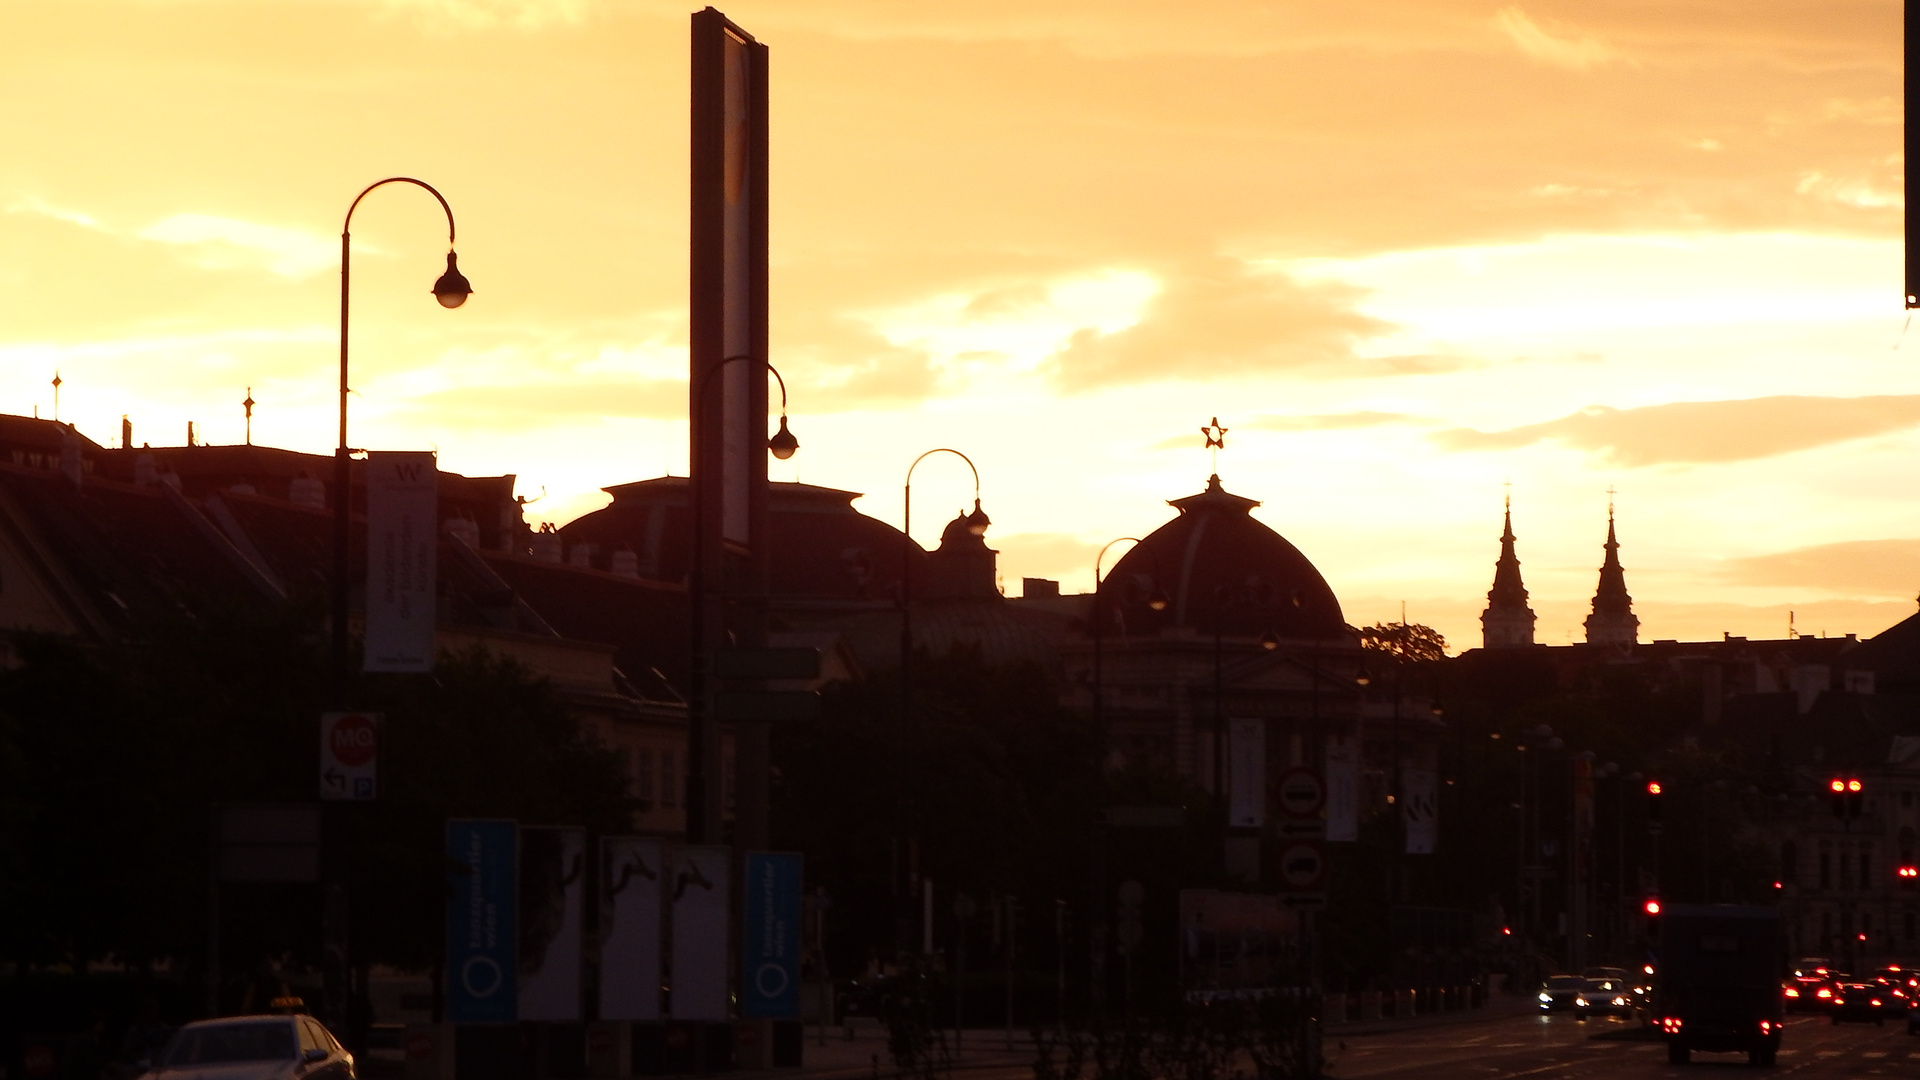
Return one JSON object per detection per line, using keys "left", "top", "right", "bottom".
{"left": 1781, "top": 841, "right": 1798, "bottom": 885}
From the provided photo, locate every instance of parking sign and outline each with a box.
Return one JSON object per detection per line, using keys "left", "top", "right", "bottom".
{"left": 320, "top": 712, "right": 380, "bottom": 800}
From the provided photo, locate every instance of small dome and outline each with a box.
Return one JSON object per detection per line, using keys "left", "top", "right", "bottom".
{"left": 1106, "top": 475, "right": 1347, "bottom": 640}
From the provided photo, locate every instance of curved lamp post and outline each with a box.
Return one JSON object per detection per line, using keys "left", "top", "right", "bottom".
{"left": 899, "top": 448, "right": 987, "bottom": 724}
{"left": 895, "top": 448, "right": 986, "bottom": 956}
{"left": 333, "top": 176, "right": 471, "bottom": 695}
{"left": 684, "top": 353, "right": 798, "bottom": 843}
{"left": 325, "top": 175, "right": 469, "bottom": 1037}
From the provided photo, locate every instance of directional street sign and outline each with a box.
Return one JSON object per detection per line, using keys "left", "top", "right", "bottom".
{"left": 1276, "top": 767, "right": 1326, "bottom": 819}
{"left": 1279, "top": 893, "right": 1328, "bottom": 911}
{"left": 1099, "top": 805, "right": 1187, "bottom": 828}
{"left": 320, "top": 712, "right": 380, "bottom": 801}
{"left": 715, "top": 647, "right": 821, "bottom": 681}
{"left": 1277, "top": 841, "right": 1326, "bottom": 892}
{"left": 714, "top": 690, "right": 820, "bottom": 723}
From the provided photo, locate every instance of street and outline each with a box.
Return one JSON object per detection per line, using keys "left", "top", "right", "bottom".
{"left": 1327, "top": 1012, "right": 1919, "bottom": 1080}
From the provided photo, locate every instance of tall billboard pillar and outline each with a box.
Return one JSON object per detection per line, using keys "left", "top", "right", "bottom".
{"left": 688, "top": 5, "right": 771, "bottom": 850}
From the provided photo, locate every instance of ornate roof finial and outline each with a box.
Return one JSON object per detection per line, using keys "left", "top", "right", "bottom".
{"left": 51, "top": 370, "right": 62, "bottom": 422}
{"left": 1200, "top": 416, "right": 1228, "bottom": 478}
{"left": 243, "top": 387, "right": 256, "bottom": 446}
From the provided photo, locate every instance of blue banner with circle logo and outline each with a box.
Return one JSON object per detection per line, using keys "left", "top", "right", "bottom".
{"left": 740, "top": 852, "right": 802, "bottom": 1018}
{"left": 446, "top": 819, "right": 518, "bottom": 1022}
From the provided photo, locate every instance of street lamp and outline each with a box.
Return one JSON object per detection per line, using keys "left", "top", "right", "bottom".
{"left": 332, "top": 177, "right": 469, "bottom": 695}
{"left": 327, "top": 175, "right": 468, "bottom": 1038}
{"left": 899, "top": 448, "right": 986, "bottom": 721}
{"left": 896, "top": 448, "right": 986, "bottom": 957}
{"left": 684, "top": 354, "right": 799, "bottom": 843}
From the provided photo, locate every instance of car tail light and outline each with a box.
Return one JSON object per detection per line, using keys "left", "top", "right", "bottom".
{"left": 1784, "top": 987, "right": 1799, "bottom": 998}
{"left": 1660, "top": 1017, "right": 1683, "bottom": 1034}
{"left": 1871, "top": 998, "right": 1882, "bottom": 1007}
{"left": 1817, "top": 988, "right": 1832, "bottom": 999}
{"left": 1759, "top": 1020, "right": 1773, "bottom": 1033}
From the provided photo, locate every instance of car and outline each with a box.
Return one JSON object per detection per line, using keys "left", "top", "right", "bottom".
{"left": 1573, "top": 977, "right": 1634, "bottom": 1018}
{"left": 1538, "top": 974, "right": 1585, "bottom": 1012}
{"left": 1909, "top": 995, "right": 1920, "bottom": 1036}
{"left": 143, "top": 1015, "right": 355, "bottom": 1080}
{"left": 1829, "top": 981, "right": 1893, "bottom": 1026}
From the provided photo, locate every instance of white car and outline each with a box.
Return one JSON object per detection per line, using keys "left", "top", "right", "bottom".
{"left": 145, "top": 1016, "right": 355, "bottom": 1080}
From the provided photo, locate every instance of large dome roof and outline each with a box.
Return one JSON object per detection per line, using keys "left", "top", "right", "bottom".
{"left": 1105, "top": 475, "right": 1348, "bottom": 641}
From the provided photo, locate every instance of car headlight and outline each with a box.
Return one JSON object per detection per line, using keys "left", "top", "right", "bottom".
{"left": 1539, "top": 993, "right": 1552, "bottom": 1002}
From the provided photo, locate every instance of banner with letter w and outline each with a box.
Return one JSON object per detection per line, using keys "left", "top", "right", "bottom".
{"left": 364, "top": 451, "right": 438, "bottom": 672}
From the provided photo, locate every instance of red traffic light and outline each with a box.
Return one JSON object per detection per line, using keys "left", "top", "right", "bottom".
{"left": 1848, "top": 779, "right": 1864, "bottom": 793}
{"left": 1647, "top": 780, "right": 1663, "bottom": 795}
{"left": 1644, "top": 898, "right": 1662, "bottom": 916}
{"left": 1830, "top": 778, "right": 1847, "bottom": 793}
{"left": 1899, "top": 866, "right": 1918, "bottom": 880}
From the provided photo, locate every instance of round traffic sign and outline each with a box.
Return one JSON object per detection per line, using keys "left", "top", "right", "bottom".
{"left": 330, "top": 713, "right": 377, "bottom": 767}
{"left": 1278, "top": 842, "right": 1326, "bottom": 890}
{"left": 1276, "top": 767, "right": 1325, "bottom": 818}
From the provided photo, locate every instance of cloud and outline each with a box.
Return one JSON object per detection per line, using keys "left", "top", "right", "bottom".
{"left": 1247, "top": 411, "right": 1428, "bottom": 432}
{"left": 401, "top": 378, "right": 688, "bottom": 421}
{"left": 1719, "top": 539, "right": 1920, "bottom": 599}
{"left": 1046, "top": 259, "right": 1393, "bottom": 389}
{"left": 374, "top": 0, "right": 593, "bottom": 31}
{"left": 1432, "top": 396, "right": 1920, "bottom": 467}
{"left": 1492, "top": 6, "right": 1622, "bottom": 71}
{"left": 140, "top": 213, "right": 339, "bottom": 277}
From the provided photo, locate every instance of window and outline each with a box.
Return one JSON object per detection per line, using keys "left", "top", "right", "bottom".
{"left": 661, "top": 751, "right": 678, "bottom": 808}
{"left": 635, "top": 749, "right": 655, "bottom": 804}
{"left": 1820, "top": 850, "right": 1832, "bottom": 890}
{"left": 1907, "top": 912, "right": 1915, "bottom": 942}
{"left": 1840, "top": 852, "right": 1852, "bottom": 891}
{"left": 1860, "top": 849, "right": 1871, "bottom": 890}
{"left": 1780, "top": 841, "right": 1798, "bottom": 885}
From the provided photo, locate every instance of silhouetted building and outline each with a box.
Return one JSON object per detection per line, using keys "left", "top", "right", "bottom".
{"left": 1480, "top": 498, "right": 1537, "bottom": 649}
{"left": 1583, "top": 509, "right": 1639, "bottom": 646}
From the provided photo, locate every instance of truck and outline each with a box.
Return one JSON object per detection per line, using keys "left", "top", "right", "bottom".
{"left": 1652, "top": 904, "right": 1784, "bottom": 1066}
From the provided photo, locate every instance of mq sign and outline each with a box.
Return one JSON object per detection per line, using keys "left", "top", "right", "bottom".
{"left": 321, "top": 712, "right": 380, "bottom": 801}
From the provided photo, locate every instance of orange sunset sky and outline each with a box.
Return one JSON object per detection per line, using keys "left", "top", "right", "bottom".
{"left": 0, "top": 0, "right": 1909, "bottom": 652}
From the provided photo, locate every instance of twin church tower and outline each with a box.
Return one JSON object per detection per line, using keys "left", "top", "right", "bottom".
{"left": 1480, "top": 495, "right": 1640, "bottom": 649}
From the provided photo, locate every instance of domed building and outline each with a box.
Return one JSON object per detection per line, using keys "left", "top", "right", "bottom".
{"left": 1061, "top": 474, "right": 1434, "bottom": 860}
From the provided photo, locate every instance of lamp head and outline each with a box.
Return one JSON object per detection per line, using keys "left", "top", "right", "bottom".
{"left": 1147, "top": 587, "right": 1170, "bottom": 612}
{"left": 964, "top": 497, "right": 990, "bottom": 536}
{"left": 768, "top": 414, "right": 799, "bottom": 460}
{"left": 1259, "top": 630, "right": 1280, "bottom": 651}
{"left": 432, "top": 251, "right": 472, "bottom": 309}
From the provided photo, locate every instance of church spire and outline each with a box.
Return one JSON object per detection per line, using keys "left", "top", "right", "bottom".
{"left": 1480, "top": 488, "right": 1537, "bottom": 648}
{"left": 1583, "top": 491, "right": 1639, "bottom": 646}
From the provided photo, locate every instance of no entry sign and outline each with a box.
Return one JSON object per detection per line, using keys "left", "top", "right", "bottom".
{"left": 320, "top": 712, "right": 380, "bottom": 800}
{"left": 1276, "top": 767, "right": 1326, "bottom": 819}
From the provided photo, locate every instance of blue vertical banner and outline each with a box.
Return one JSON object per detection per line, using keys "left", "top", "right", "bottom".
{"left": 740, "top": 852, "right": 802, "bottom": 1018}
{"left": 446, "top": 819, "right": 518, "bottom": 1022}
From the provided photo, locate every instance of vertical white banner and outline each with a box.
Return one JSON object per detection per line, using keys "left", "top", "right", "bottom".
{"left": 670, "top": 845, "right": 732, "bottom": 1020}
{"left": 1325, "top": 738, "right": 1359, "bottom": 842}
{"left": 1227, "top": 718, "right": 1266, "bottom": 829}
{"left": 519, "top": 827, "right": 585, "bottom": 1021}
{"left": 599, "top": 837, "right": 665, "bottom": 1021}
{"left": 363, "top": 451, "right": 437, "bottom": 673}
{"left": 1403, "top": 768, "right": 1438, "bottom": 855}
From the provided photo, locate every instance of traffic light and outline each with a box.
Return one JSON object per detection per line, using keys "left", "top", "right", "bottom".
{"left": 1898, "top": 865, "right": 1917, "bottom": 883}
{"left": 1644, "top": 896, "right": 1662, "bottom": 937}
{"left": 1646, "top": 780, "right": 1663, "bottom": 821}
